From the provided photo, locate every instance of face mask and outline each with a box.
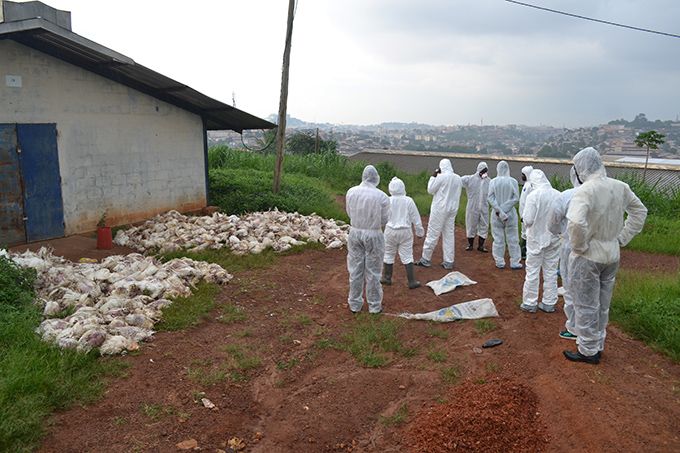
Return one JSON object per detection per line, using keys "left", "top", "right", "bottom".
{"left": 481, "top": 173, "right": 488, "bottom": 179}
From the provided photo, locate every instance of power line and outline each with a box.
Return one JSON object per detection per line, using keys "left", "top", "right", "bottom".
{"left": 505, "top": 0, "right": 680, "bottom": 39}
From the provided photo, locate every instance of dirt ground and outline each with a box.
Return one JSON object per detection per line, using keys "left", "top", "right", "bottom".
{"left": 38, "top": 227, "right": 680, "bottom": 453}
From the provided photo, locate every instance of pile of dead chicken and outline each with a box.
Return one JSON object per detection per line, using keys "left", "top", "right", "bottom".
{"left": 10, "top": 248, "right": 232, "bottom": 355}
{"left": 113, "top": 210, "right": 348, "bottom": 254}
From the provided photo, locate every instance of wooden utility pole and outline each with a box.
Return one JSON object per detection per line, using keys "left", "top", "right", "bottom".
{"left": 273, "top": 0, "right": 296, "bottom": 193}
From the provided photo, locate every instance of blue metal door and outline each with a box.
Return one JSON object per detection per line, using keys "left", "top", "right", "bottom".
{"left": 16, "top": 124, "right": 65, "bottom": 242}
{"left": 0, "top": 124, "right": 27, "bottom": 246}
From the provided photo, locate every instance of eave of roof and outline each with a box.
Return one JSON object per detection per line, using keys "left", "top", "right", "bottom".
{"left": 0, "top": 18, "right": 276, "bottom": 132}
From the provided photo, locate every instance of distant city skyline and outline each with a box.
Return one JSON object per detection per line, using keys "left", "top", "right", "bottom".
{"left": 41, "top": 0, "right": 680, "bottom": 128}
{"left": 267, "top": 112, "right": 680, "bottom": 128}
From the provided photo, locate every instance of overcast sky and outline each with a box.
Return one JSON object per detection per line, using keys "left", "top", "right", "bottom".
{"left": 39, "top": 1, "right": 680, "bottom": 127}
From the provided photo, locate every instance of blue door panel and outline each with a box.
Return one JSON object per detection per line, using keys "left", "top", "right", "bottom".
{"left": 0, "top": 124, "right": 26, "bottom": 246}
{"left": 16, "top": 123, "right": 65, "bottom": 242}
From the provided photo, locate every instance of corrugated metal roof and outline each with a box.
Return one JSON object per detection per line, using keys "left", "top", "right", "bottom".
{"left": 0, "top": 18, "right": 276, "bottom": 132}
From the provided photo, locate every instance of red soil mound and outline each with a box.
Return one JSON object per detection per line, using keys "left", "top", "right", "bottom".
{"left": 405, "top": 378, "right": 549, "bottom": 453}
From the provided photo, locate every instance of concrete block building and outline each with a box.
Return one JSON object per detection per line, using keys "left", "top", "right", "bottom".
{"left": 0, "top": 1, "right": 274, "bottom": 246}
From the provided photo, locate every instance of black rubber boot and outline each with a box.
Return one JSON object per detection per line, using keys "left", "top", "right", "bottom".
{"left": 465, "top": 237, "right": 474, "bottom": 251}
{"left": 380, "top": 263, "right": 393, "bottom": 285}
{"left": 477, "top": 237, "right": 488, "bottom": 252}
{"left": 405, "top": 263, "right": 421, "bottom": 289}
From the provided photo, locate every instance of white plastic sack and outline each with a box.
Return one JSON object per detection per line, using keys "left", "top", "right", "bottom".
{"left": 426, "top": 271, "right": 477, "bottom": 296}
{"left": 398, "top": 298, "right": 498, "bottom": 322}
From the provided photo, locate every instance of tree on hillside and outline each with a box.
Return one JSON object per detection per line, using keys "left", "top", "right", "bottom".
{"left": 255, "top": 129, "right": 277, "bottom": 153}
{"left": 635, "top": 130, "right": 666, "bottom": 180}
{"left": 537, "top": 144, "right": 569, "bottom": 159}
{"left": 631, "top": 113, "right": 649, "bottom": 128}
{"left": 286, "top": 131, "right": 337, "bottom": 154}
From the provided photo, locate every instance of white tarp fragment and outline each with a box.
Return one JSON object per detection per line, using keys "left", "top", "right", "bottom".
{"left": 398, "top": 298, "right": 498, "bottom": 322}
{"left": 426, "top": 271, "right": 477, "bottom": 296}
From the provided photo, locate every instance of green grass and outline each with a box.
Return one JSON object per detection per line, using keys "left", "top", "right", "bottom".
{"left": 140, "top": 403, "right": 176, "bottom": 421}
{"left": 0, "top": 257, "right": 128, "bottom": 452}
{"left": 611, "top": 270, "right": 680, "bottom": 361}
{"left": 485, "top": 361, "right": 500, "bottom": 373}
{"left": 626, "top": 216, "right": 680, "bottom": 256}
{"left": 426, "top": 349, "right": 447, "bottom": 363}
{"left": 155, "top": 282, "right": 221, "bottom": 332}
{"left": 426, "top": 323, "right": 449, "bottom": 339}
{"left": 379, "top": 403, "right": 409, "bottom": 427}
{"left": 210, "top": 147, "right": 680, "bottom": 254}
{"left": 297, "top": 314, "right": 312, "bottom": 326}
{"left": 276, "top": 358, "right": 300, "bottom": 370}
{"left": 441, "top": 365, "right": 462, "bottom": 385}
{"left": 187, "top": 345, "right": 261, "bottom": 386}
{"left": 474, "top": 319, "right": 497, "bottom": 335}
{"left": 218, "top": 303, "right": 247, "bottom": 324}
{"left": 222, "top": 344, "right": 262, "bottom": 371}
{"left": 340, "top": 314, "right": 413, "bottom": 368}
{"left": 207, "top": 146, "right": 447, "bottom": 219}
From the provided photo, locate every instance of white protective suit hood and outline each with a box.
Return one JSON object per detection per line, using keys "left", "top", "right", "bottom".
{"left": 439, "top": 159, "right": 454, "bottom": 174}
{"left": 388, "top": 177, "right": 406, "bottom": 196}
{"left": 497, "top": 161, "right": 510, "bottom": 177}
{"left": 569, "top": 166, "right": 581, "bottom": 189}
{"left": 529, "top": 169, "right": 551, "bottom": 191}
{"left": 361, "top": 165, "right": 380, "bottom": 187}
{"left": 573, "top": 147, "right": 606, "bottom": 183}
{"left": 477, "top": 162, "right": 488, "bottom": 174}
{"left": 521, "top": 166, "right": 533, "bottom": 181}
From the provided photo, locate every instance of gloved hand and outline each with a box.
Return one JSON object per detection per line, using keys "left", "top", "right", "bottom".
{"left": 416, "top": 226, "right": 425, "bottom": 238}
{"left": 499, "top": 211, "right": 509, "bottom": 222}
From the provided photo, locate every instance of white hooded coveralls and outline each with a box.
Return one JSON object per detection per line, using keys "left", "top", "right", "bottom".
{"left": 487, "top": 161, "right": 522, "bottom": 268}
{"left": 346, "top": 165, "right": 390, "bottom": 314}
{"left": 461, "top": 162, "right": 490, "bottom": 239}
{"left": 420, "top": 159, "right": 462, "bottom": 265}
{"left": 567, "top": 147, "right": 647, "bottom": 356}
{"left": 521, "top": 170, "right": 561, "bottom": 308}
{"left": 519, "top": 165, "right": 534, "bottom": 240}
{"left": 384, "top": 177, "right": 424, "bottom": 265}
{"left": 548, "top": 167, "right": 580, "bottom": 333}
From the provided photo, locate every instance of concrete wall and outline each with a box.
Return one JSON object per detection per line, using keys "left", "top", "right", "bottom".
{"left": 351, "top": 149, "right": 680, "bottom": 193}
{"left": 0, "top": 40, "right": 207, "bottom": 234}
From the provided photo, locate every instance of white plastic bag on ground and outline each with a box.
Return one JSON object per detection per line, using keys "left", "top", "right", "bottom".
{"left": 426, "top": 271, "right": 477, "bottom": 296}
{"left": 397, "top": 298, "right": 498, "bottom": 322}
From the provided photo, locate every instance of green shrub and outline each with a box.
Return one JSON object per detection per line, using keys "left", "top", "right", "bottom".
{"left": 209, "top": 168, "right": 348, "bottom": 221}
{"left": 618, "top": 174, "right": 680, "bottom": 219}
{"left": 0, "top": 256, "right": 36, "bottom": 308}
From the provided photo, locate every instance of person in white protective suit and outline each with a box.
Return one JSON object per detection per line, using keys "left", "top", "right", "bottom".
{"left": 519, "top": 165, "right": 534, "bottom": 259}
{"left": 461, "top": 162, "right": 490, "bottom": 253}
{"left": 548, "top": 167, "right": 581, "bottom": 339}
{"left": 346, "top": 165, "right": 390, "bottom": 314}
{"left": 380, "top": 177, "right": 425, "bottom": 289}
{"left": 416, "top": 158, "right": 462, "bottom": 270}
{"left": 487, "top": 161, "right": 523, "bottom": 269}
{"left": 563, "top": 147, "right": 647, "bottom": 364}
{"left": 520, "top": 170, "right": 561, "bottom": 313}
